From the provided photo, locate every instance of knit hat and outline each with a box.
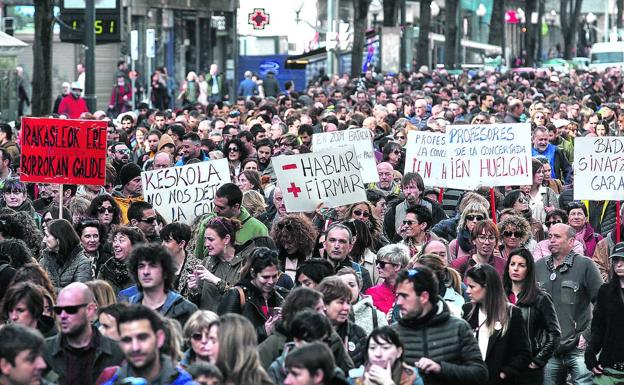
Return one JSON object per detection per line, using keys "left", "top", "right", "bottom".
{"left": 119, "top": 163, "right": 142, "bottom": 187}
{"left": 157, "top": 133, "right": 175, "bottom": 152}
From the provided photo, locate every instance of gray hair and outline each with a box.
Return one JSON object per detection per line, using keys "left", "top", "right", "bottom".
{"left": 377, "top": 244, "right": 410, "bottom": 267}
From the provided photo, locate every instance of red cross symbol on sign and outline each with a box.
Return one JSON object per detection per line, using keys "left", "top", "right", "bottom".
{"left": 248, "top": 8, "right": 270, "bottom": 30}
{"left": 287, "top": 182, "right": 302, "bottom": 198}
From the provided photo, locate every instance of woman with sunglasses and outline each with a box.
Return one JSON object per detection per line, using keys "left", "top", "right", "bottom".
{"left": 271, "top": 215, "right": 317, "bottom": 281}
{"left": 343, "top": 201, "right": 387, "bottom": 252}
{"left": 398, "top": 204, "right": 438, "bottom": 257}
{"left": 533, "top": 209, "right": 584, "bottom": 260}
{"left": 97, "top": 225, "right": 146, "bottom": 294}
{"left": 503, "top": 248, "right": 561, "bottom": 385}
{"left": 189, "top": 216, "right": 243, "bottom": 311}
{"left": 502, "top": 190, "right": 545, "bottom": 243}
{"left": 366, "top": 244, "right": 410, "bottom": 315}
{"left": 497, "top": 215, "right": 533, "bottom": 260}
{"left": 86, "top": 194, "right": 122, "bottom": 235}
{"left": 463, "top": 264, "right": 531, "bottom": 385}
{"left": 40, "top": 219, "right": 93, "bottom": 289}
{"left": 449, "top": 203, "right": 489, "bottom": 262}
{"left": 218, "top": 247, "right": 286, "bottom": 342}
{"left": 586, "top": 243, "right": 624, "bottom": 382}
{"left": 223, "top": 138, "right": 248, "bottom": 177}
{"left": 451, "top": 220, "right": 506, "bottom": 279}
{"left": 180, "top": 310, "right": 219, "bottom": 368}
{"left": 382, "top": 142, "right": 404, "bottom": 171}
{"left": 394, "top": 128, "right": 408, "bottom": 147}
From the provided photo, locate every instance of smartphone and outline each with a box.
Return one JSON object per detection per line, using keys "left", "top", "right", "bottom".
{"left": 268, "top": 307, "right": 282, "bottom": 317}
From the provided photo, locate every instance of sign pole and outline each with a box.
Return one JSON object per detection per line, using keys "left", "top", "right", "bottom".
{"left": 437, "top": 187, "right": 444, "bottom": 204}
{"left": 617, "top": 200, "right": 621, "bottom": 243}
{"left": 490, "top": 187, "right": 496, "bottom": 224}
{"left": 59, "top": 184, "right": 63, "bottom": 218}
{"left": 84, "top": 0, "right": 96, "bottom": 112}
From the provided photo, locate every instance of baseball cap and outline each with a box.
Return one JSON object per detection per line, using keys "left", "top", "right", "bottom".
{"left": 610, "top": 242, "right": 624, "bottom": 260}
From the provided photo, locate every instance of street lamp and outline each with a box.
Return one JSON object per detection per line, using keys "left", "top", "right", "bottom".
{"left": 431, "top": 2, "right": 440, "bottom": 18}
{"left": 370, "top": 0, "right": 382, "bottom": 31}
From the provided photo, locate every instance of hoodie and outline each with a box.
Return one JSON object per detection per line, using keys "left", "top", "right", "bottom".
{"left": 112, "top": 185, "right": 143, "bottom": 224}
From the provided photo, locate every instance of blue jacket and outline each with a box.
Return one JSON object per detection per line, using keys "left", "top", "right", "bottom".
{"left": 175, "top": 150, "right": 210, "bottom": 166}
{"left": 238, "top": 78, "right": 258, "bottom": 97}
{"left": 126, "top": 290, "right": 198, "bottom": 327}
{"left": 98, "top": 356, "right": 198, "bottom": 385}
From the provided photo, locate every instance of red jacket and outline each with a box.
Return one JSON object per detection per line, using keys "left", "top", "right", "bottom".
{"left": 58, "top": 94, "right": 89, "bottom": 119}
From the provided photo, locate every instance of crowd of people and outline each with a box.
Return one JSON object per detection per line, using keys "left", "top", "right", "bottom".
{"left": 1, "top": 64, "right": 624, "bottom": 385}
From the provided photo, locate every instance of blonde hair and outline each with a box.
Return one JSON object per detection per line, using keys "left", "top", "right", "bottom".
{"left": 183, "top": 310, "right": 219, "bottom": 340}
{"left": 242, "top": 190, "right": 267, "bottom": 217}
{"left": 85, "top": 280, "right": 116, "bottom": 308}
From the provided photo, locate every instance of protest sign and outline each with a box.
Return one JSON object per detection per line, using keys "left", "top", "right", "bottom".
{"left": 404, "top": 131, "right": 448, "bottom": 187}
{"left": 445, "top": 123, "right": 532, "bottom": 189}
{"left": 141, "top": 158, "right": 231, "bottom": 224}
{"left": 574, "top": 137, "right": 624, "bottom": 200}
{"left": 20, "top": 117, "right": 108, "bottom": 185}
{"left": 312, "top": 128, "right": 379, "bottom": 183}
{"left": 272, "top": 147, "right": 367, "bottom": 212}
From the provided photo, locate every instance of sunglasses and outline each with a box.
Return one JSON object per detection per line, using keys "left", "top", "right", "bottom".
{"left": 466, "top": 214, "right": 485, "bottom": 221}
{"left": 115, "top": 149, "right": 131, "bottom": 154}
{"left": 395, "top": 135, "right": 405, "bottom": 140}
{"left": 97, "top": 206, "right": 114, "bottom": 214}
{"left": 393, "top": 150, "right": 402, "bottom": 155}
{"left": 191, "top": 332, "right": 209, "bottom": 341}
{"left": 353, "top": 209, "right": 370, "bottom": 218}
{"left": 503, "top": 230, "right": 523, "bottom": 238}
{"left": 545, "top": 219, "right": 562, "bottom": 227}
{"left": 227, "top": 147, "right": 239, "bottom": 152}
{"left": 402, "top": 220, "right": 417, "bottom": 226}
{"left": 139, "top": 217, "right": 157, "bottom": 224}
{"left": 376, "top": 260, "right": 396, "bottom": 269}
{"left": 516, "top": 197, "right": 528, "bottom": 204}
{"left": 53, "top": 303, "right": 88, "bottom": 315}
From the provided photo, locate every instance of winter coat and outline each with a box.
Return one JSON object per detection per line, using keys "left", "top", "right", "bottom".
{"left": 575, "top": 222, "right": 602, "bottom": 258}
{"left": 40, "top": 246, "right": 93, "bottom": 289}
{"left": 189, "top": 252, "right": 245, "bottom": 311}
{"left": 111, "top": 186, "right": 143, "bottom": 224}
{"left": 97, "top": 256, "right": 133, "bottom": 294}
{"left": 127, "top": 290, "right": 198, "bottom": 328}
{"left": 336, "top": 320, "right": 368, "bottom": 368}
{"left": 96, "top": 355, "right": 196, "bottom": 385}
{"left": 393, "top": 299, "right": 488, "bottom": 385}
{"left": 58, "top": 94, "right": 89, "bottom": 119}
{"left": 592, "top": 230, "right": 620, "bottom": 282}
{"left": 384, "top": 198, "right": 447, "bottom": 242}
{"left": 585, "top": 282, "right": 624, "bottom": 371}
{"left": 351, "top": 295, "right": 388, "bottom": 335}
{"left": 462, "top": 303, "right": 532, "bottom": 385}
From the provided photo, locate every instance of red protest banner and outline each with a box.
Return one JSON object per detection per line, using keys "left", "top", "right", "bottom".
{"left": 20, "top": 117, "right": 108, "bottom": 185}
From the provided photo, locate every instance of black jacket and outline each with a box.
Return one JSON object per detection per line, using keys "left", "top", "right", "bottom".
{"left": 335, "top": 320, "right": 367, "bottom": 368}
{"left": 462, "top": 303, "right": 532, "bottom": 385}
{"left": 218, "top": 278, "right": 284, "bottom": 342}
{"left": 392, "top": 299, "right": 488, "bottom": 385}
{"left": 586, "top": 282, "right": 624, "bottom": 370}
{"left": 514, "top": 290, "right": 561, "bottom": 368}
{"left": 384, "top": 197, "right": 447, "bottom": 242}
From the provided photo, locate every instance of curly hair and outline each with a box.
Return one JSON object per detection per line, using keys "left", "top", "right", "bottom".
{"left": 497, "top": 214, "right": 531, "bottom": 245}
{"left": 10, "top": 212, "right": 43, "bottom": 258}
{"left": 270, "top": 215, "right": 317, "bottom": 264}
{"left": 86, "top": 194, "right": 122, "bottom": 227}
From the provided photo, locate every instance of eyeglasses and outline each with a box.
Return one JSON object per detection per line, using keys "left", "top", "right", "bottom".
{"left": 395, "top": 135, "right": 405, "bottom": 140}
{"left": 393, "top": 150, "right": 402, "bottom": 155}
{"left": 545, "top": 219, "right": 562, "bottom": 227}
{"left": 402, "top": 220, "right": 417, "bottom": 226}
{"left": 139, "top": 217, "right": 157, "bottom": 224}
{"left": 97, "top": 206, "right": 114, "bottom": 214}
{"left": 466, "top": 214, "right": 484, "bottom": 221}
{"left": 353, "top": 210, "right": 370, "bottom": 218}
{"left": 115, "top": 149, "right": 131, "bottom": 154}
{"left": 376, "top": 260, "right": 396, "bottom": 269}
{"left": 53, "top": 303, "right": 88, "bottom": 315}
{"left": 476, "top": 235, "right": 497, "bottom": 243}
{"left": 516, "top": 197, "right": 528, "bottom": 204}
{"left": 227, "top": 147, "right": 239, "bottom": 152}
{"left": 503, "top": 230, "right": 523, "bottom": 238}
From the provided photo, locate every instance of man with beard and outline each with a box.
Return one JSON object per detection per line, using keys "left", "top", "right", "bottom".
{"left": 175, "top": 133, "right": 210, "bottom": 166}
{"left": 531, "top": 126, "right": 571, "bottom": 184}
{"left": 58, "top": 82, "right": 89, "bottom": 119}
{"left": 119, "top": 114, "right": 135, "bottom": 136}
{"left": 384, "top": 173, "right": 447, "bottom": 243}
{"left": 256, "top": 138, "right": 276, "bottom": 181}
{"left": 367, "top": 162, "right": 400, "bottom": 201}
{"left": 109, "top": 142, "right": 131, "bottom": 184}
{"left": 97, "top": 305, "right": 196, "bottom": 385}
{"left": 44, "top": 283, "right": 123, "bottom": 385}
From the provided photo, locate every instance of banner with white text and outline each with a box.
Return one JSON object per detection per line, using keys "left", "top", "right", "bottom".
{"left": 574, "top": 137, "right": 624, "bottom": 200}
{"left": 404, "top": 131, "right": 449, "bottom": 188}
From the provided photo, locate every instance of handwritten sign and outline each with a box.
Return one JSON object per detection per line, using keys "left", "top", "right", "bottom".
{"left": 574, "top": 137, "right": 624, "bottom": 200}
{"left": 404, "top": 131, "right": 448, "bottom": 187}
{"left": 445, "top": 123, "right": 532, "bottom": 189}
{"left": 272, "top": 147, "right": 367, "bottom": 212}
{"left": 141, "top": 159, "right": 231, "bottom": 224}
{"left": 312, "top": 128, "right": 379, "bottom": 183}
{"left": 20, "top": 117, "right": 108, "bottom": 185}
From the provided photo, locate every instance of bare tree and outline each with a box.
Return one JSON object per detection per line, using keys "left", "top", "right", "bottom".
{"left": 560, "top": 0, "right": 583, "bottom": 59}
{"left": 352, "top": 0, "right": 371, "bottom": 78}
{"left": 32, "top": 0, "right": 53, "bottom": 116}
{"left": 416, "top": 0, "right": 432, "bottom": 70}
{"left": 444, "top": 0, "right": 460, "bottom": 69}
{"left": 524, "top": 0, "right": 538, "bottom": 66}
